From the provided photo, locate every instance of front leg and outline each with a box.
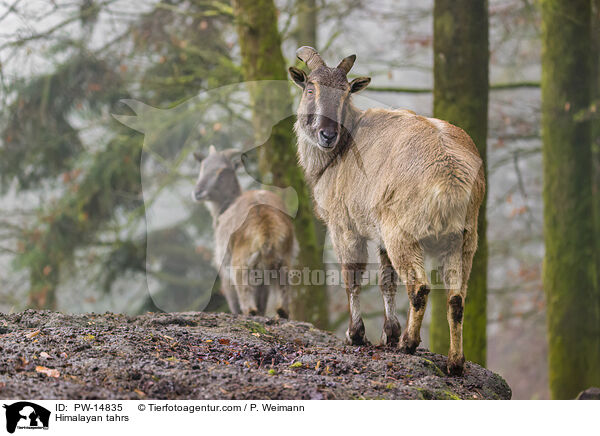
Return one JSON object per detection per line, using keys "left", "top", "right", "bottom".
{"left": 379, "top": 248, "right": 401, "bottom": 346}
{"left": 342, "top": 263, "right": 369, "bottom": 345}
{"left": 330, "top": 228, "right": 369, "bottom": 345}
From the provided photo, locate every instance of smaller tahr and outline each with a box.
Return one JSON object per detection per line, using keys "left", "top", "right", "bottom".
{"left": 192, "top": 146, "right": 295, "bottom": 318}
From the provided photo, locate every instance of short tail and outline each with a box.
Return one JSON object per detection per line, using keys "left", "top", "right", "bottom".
{"left": 423, "top": 181, "right": 472, "bottom": 235}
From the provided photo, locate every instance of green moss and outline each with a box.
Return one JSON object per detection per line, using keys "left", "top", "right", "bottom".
{"left": 420, "top": 358, "right": 445, "bottom": 377}
{"left": 289, "top": 361, "right": 303, "bottom": 368}
{"left": 435, "top": 390, "right": 461, "bottom": 400}
{"left": 240, "top": 321, "right": 268, "bottom": 335}
{"left": 415, "top": 387, "right": 460, "bottom": 400}
{"left": 414, "top": 388, "right": 433, "bottom": 400}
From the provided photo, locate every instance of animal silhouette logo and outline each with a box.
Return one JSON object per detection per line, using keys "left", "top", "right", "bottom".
{"left": 2, "top": 402, "right": 50, "bottom": 433}
{"left": 113, "top": 79, "right": 426, "bottom": 312}
{"left": 113, "top": 81, "right": 302, "bottom": 312}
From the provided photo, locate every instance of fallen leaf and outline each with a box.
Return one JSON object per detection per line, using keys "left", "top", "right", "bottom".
{"left": 134, "top": 389, "right": 146, "bottom": 398}
{"left": 40, "top": 352, "right": 51, "bottom": 359}
{"left": 17, "top": 356, "right": 28, "bottom": 369}
{"left": 36, "top": 366, "right": 60, "bottom": 378}
{"left": 218, "top": 339, "right": 230, "bottom": 345}
{"left": 26, "top": 330, "right": 40, "bottom": 339}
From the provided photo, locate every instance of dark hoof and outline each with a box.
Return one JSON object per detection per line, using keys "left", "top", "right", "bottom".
{"left": 346, "top": 319, "right": 369, "bottom": 345}
{"left": 446, "top": 356, "right": 465, "bottom": 376}
{"left": 380, "top": 317, "right": 401, "bottom": 346}
{"left": 399, "top": 332, "right": 418, "bottom": 354}
{"left": 276, "top": 308, "right": 289, "bottom": 319}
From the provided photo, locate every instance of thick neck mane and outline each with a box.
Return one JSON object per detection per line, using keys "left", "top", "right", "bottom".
{"left": 296, "top": 101, "right": 363, "bottom": 186}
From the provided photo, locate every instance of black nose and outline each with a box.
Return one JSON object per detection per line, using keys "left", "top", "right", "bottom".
{"left": 319, "top": 129, "right": 337, "bottom": 144}
{"left": 248, "top": 309, "right": 257, "bottom": 316}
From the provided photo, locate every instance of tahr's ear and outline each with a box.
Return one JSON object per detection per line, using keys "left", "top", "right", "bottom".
{"left": 222, "top": 148, "right": 243, "bottom": 169}
{"left": 349, "top": 77, "right": 371, "bottom": 93}
{"left": 193, "top": 151, "right": 205, "bottom": 162}
{"left": 289, "top": 67, "right": 307, "bottom": 89}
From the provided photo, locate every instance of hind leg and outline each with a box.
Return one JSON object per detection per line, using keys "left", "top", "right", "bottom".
{"left": 275, "top": 283, "right": 290, "bottom": 320}
{"left": 260, "top": 265, "right": 289, "bottom": 319}
{"left": 442, "top": 227, "right": 477, "bottom": 376}
{"left": 273, "top": 283, "right": 290, "bottom": 319}
{"left": 235, "top": 284, "right": 260, "bottom": 315}
{"left": 384, "top": 232, "right": 430, "bottom": 354}
{"left": 441, "top": 242, "right": 465, "bottom": 375}
{"left": 231, "top": 263, "right": 260, "bottom": 315}
{"left": 379, "top": 248, "right": 401, "bottom": 346}
{"left": 270, "top": 264, "right": 290, "bottom": 319}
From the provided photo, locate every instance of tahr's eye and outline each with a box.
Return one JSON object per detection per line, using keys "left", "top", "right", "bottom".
{"left": 306, "top": 88, "right": 314, "bottom": 95}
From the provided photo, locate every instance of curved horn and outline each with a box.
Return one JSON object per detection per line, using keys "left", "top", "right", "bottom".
{"left": 336, "top": 54, "right": 356, "bottom": 74}
{"left": 296, "top": 46, "right": 325, "bottom": 70}
{"left": 222, "top": 148, "right": 242, "bottom": 160}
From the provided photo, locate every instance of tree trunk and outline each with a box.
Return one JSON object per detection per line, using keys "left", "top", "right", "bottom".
{"left": 541, "top": 0, "right": 597, "bottom": 399}
{"left": 592, "top": 0, "right": 600, "bottom": 391}
{"left": 295, "top": 0, "right": 317, "bottom": 47}
{"left": 429, "top": 0, "right": 488, "bottom": 366}
{"left": 232, "top": 0, "right": 329, "bottom": 329}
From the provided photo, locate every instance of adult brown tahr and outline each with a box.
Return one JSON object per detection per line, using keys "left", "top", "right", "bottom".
{"left": 289, "top": 47, "right": 485, "bottom": 375}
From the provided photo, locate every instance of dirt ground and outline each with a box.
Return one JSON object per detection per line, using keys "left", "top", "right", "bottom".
{"left": 0, "top": 310, "right": 511, "bottom": 400}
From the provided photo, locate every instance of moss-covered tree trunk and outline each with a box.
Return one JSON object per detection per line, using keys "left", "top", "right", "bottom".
{"left": 592, "top": 0, "right": 600, "bottom": 390}
{"left": 541, "top": 0, "right": 598, "bottom": 399}
{"left": 295, "top": 0, "right": 317, "bottom": 47}
{"left": 429, "top": 0, "right": 488, "bottom": 366}
{"left": 292, "top": 0, "right": 329, "bottom": 293}
{"left": 232, "top": 0, "right": 329, "bottom": 329}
